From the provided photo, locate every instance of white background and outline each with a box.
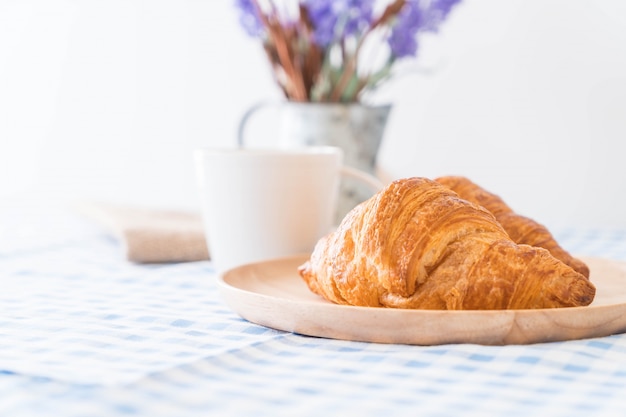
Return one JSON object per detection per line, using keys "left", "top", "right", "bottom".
{"left": 1, "top": 0, "right": 625, "bottom": 230}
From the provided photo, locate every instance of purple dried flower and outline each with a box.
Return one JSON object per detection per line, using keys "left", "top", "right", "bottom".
{"left": 423, "top": 0, "right": 462, "bottom": 31}
{"left": 388, "top": 2, "right": 423, "bottom": 58}
{"left": 388, "top": 0, "right": 462, "bottom": 58}
{"left": 234, "top": 0, "right": 264, "bottom": 37}
{"left": 303, "top": 0, "right": 375, "bottom": 47}
{"left": 303, "top": 1, "right": 336, "bottom": 46}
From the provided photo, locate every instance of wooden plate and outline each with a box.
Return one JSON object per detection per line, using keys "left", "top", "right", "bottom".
{"left": 218, "top": 256, "right": 626, "bottom": 345}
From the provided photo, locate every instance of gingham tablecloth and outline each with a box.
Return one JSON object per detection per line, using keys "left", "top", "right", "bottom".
{"left": 2, "top": 197, "right": 626, "bottom": 417}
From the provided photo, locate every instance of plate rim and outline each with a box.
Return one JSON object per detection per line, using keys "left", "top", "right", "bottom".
{"left": 217, "top": 254, "right": 626, "bottom": 345}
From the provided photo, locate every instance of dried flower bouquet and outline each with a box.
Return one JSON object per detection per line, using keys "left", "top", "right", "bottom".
{"left": 235, "top": 0, "right": 462, "bottom": 102}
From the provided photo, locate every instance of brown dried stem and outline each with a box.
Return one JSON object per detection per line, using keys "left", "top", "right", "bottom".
{"left": 329, "top": 0, "right": 406, "bottom": 101}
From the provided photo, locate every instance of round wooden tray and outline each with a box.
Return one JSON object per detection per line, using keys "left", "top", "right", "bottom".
{"left": 218, "top": 255, "right": 626, "bottom": 345}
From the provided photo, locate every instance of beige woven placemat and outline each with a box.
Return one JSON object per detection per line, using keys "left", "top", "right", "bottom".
{"left": 77, "top": 202, "right": 209, "bottom": 263}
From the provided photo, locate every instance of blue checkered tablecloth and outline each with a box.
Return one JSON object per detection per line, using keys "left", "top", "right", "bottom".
{"left": 2, "top": 197, "right": 626, "bottom": 417}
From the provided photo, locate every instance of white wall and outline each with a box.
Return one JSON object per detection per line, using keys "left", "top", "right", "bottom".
{"left": 1, "top": 0, "right": 625, "bottom": 230}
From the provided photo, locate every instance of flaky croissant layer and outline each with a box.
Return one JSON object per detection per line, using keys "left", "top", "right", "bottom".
{"left": 435, "top": 175, "right": 590, "bottom": 278}
{"left": 298, "top": 177, "right": 595, "bottom": 310}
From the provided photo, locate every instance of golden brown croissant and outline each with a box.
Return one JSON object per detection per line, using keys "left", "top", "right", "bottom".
{"left": 435, "top": 176, "right": 590, "bottom": 278}
{"left": 298, "top": 177, "right": 595, "bottom": 310}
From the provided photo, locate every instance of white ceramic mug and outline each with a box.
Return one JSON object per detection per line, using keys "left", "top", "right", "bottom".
{"left": 194, "top": 146, "right": 383, "bottom": 274}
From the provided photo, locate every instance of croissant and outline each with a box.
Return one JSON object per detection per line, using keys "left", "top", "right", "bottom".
{"left": 298, "top": 177, "right": 595, "bottom": 310}
{"left": 435, "top": 176, "right": 590, "bottom": 278}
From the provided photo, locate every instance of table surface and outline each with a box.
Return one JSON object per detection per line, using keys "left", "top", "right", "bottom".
{"left": 2, "top": 198, "right": 626, "bottom": 417}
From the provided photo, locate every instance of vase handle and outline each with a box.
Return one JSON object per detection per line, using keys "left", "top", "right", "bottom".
{"left": 237, "top": 100, "right": 279, "bottom": 147}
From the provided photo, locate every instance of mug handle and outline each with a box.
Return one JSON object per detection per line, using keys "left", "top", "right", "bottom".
{"left": 340, "top": 166, "right": 386, "bottom": 193}
{"left": 237, "top": 100, "right": 278, "bottom": 147}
